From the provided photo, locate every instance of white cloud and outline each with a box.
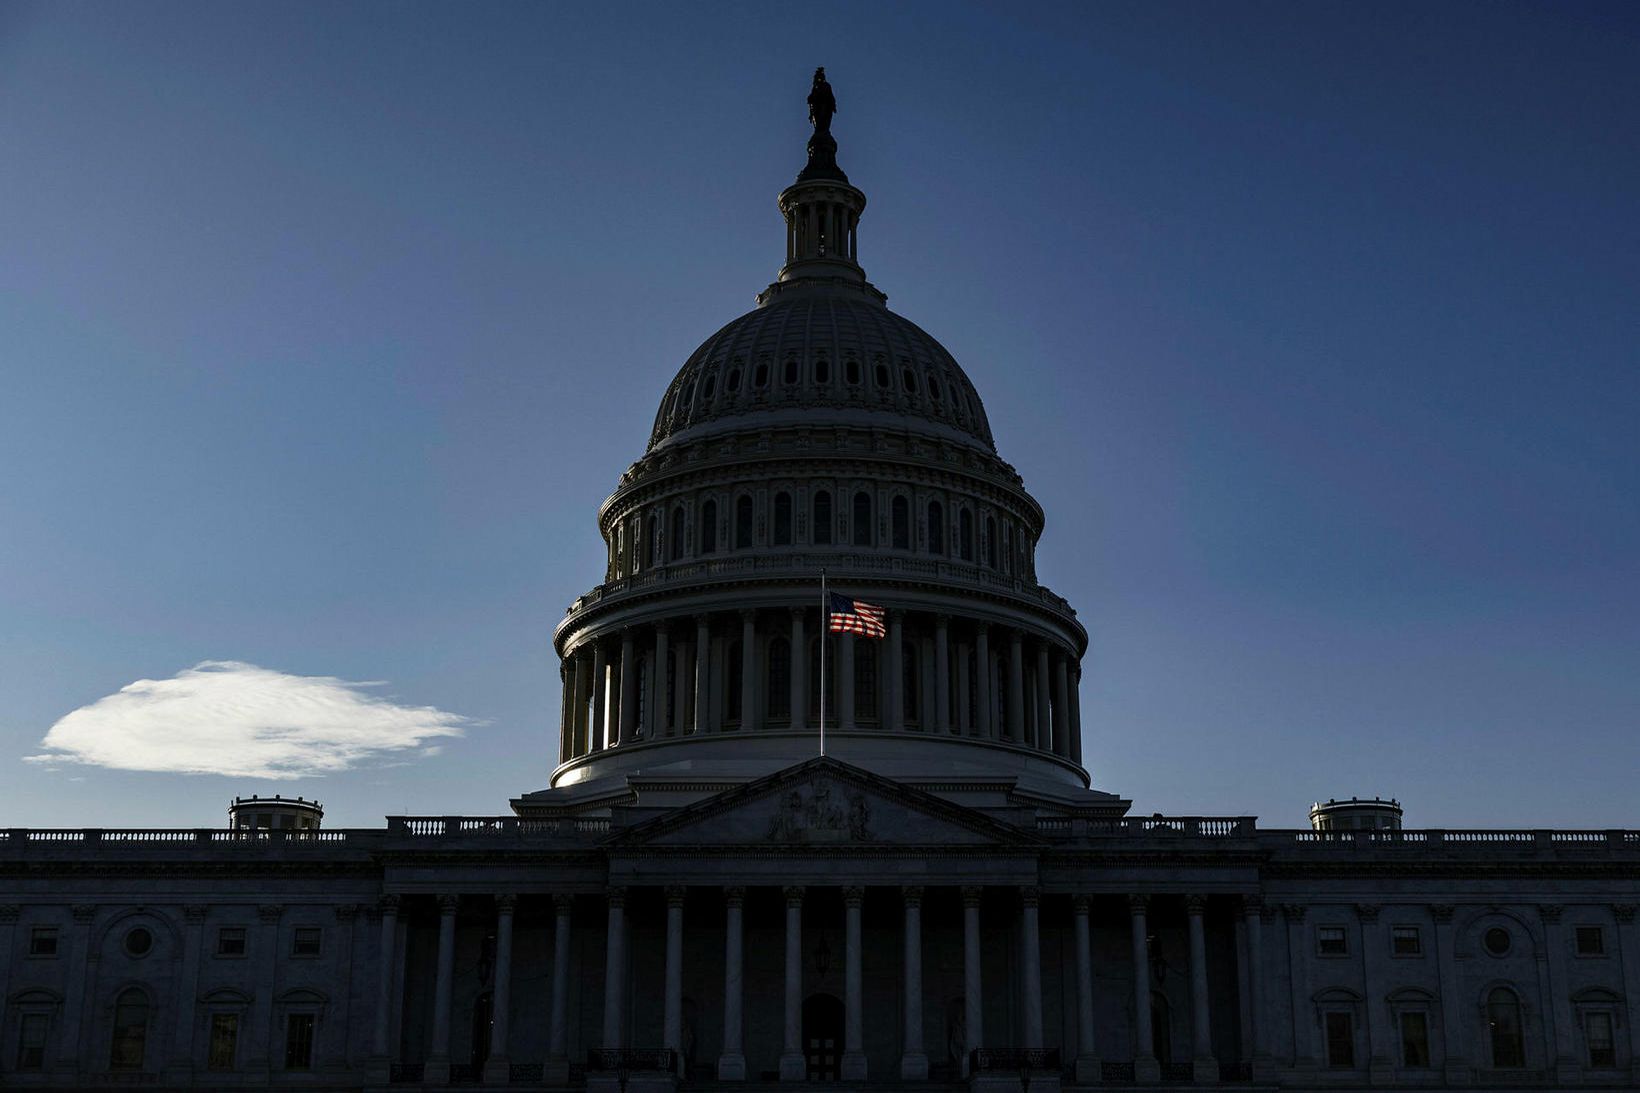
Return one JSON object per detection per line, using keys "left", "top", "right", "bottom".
{"left": 27, "top": 661, "right": 469, "bottom": 780}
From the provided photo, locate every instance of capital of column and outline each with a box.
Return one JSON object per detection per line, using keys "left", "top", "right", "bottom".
{"left": 665, "top": 886, "right": 687, "bottom": 908}
{"left": 1427, "top": 904, "right": 1455, "bottom": 924}
{"left": 183, "top": 904, "right": 209, "bottom": 923}
{"left": 1072, "top": 894, "right": 1092, "bottom": 915}
{"left": 723, "top": 886, "right": 746, "bottom": 908}
{"left": 436, "top": 895, "right": 460, "bottom": 915}
{"left": 606, "top": 887, "right": 627, "bottom": 909}
{"left": 740, "top": 608, "right": 758, "bottom": 622}
{"left": 495, "top": 894, "right": 517, "bottom": 914}
{"left": 961, "top": 886, "right": 984, "bottom": 908}
{"left": 1538, "top": 903, "right": 1563, "bottom": 925}
{"left": 72, "top": 904, "right": 98, "bottom": 924}
{"left": 789, "top": 607, "right": 805, "bottom": 620}
{"left": 1614, "top": 904, "right": 1637, "bottom": 924}
{"left": 1354, "top": 902, "right": 1380, "bottom": 923}
{"left": 1280, "top": 903, "right": 1306, "bottom": 924}
{"left": 259, "top": 904, "right": 285, "bottom": 924}
{"left": 1241, "top": 894, "right": 1263, "bottom": 918}
{"left": 1184, "top": 895, "right": 1208, "bottom": 916}
{"left": 1126, "top": 894, "right": 1149, "bottom": 915}
{"left": 783, "top": 885, "right": 806, "bottom": 907}
{"left": 695, "top": 613, "right": 711, "bottom": 626}
{"left": 1020, "top": 886, "right": 1041, "bottom": 909}
{"left": 933, "top": 612, "right": 950, "bottom": 625}
{"left": 903, "top": 886, "right": 924, "bottom": 908}
{"left": 842, "top": 886, "right": 865, "bottom": 908}
{"left": 334, "top": 904, "right": 362, "bottom": 923}
{"left": 379, "top": 894, "right": 401, "bottom": 915}
{"left": 0, "top": 904, "right": 18, "bottom": 923}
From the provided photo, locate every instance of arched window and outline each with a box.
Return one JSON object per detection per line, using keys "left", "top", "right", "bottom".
{"left": 669, "top": 507, "right": 685, "bottom": 561}
{"left": 959, "top": 509, "right": 975, "bottom": 561}
{"left": 110, "top": 988, "right": 149, "bottom": 1070}
{"left": 726, "top": 367, "right": 742, "bottom": 393}
{"left": 813, "top": 491, "right": 833, "bottom": 545}
{"left": 902, "top": 368, "right": 918, "bottom": 394}
{"left": 845, "top": 357, "right": 861, "bottom": 385}
{"left": 768, "top": 637, "right": 791, "bottom": 719}
{"left": 927, "top": 375, "right": 942, "bottom": 402}
{"left": 648, "top": 514, "right": 662, "bottom": 566}
{"left": 814, "top": 358, "right": 831, "bottom": 385}
{"left": 700, "top": 499, "right": 718, "bottom": 554}
{"left": 470, "top": 992, "right": 494, "bottom": 1067}
{"left": 1488, "top": 988, "right": 1525, "bottom": 1068}
{"left": 891, "top": 496, "right": 910, "bottom": 549}
{"left": 635, "top": 657, "right": 649, "bottom": 737}
{"left": 773, "top": 492, "right": 793, "bottom": 546}
{"left": 854, "top": 639, "right": 878, "bottom": 720}
{"left": 1001, "top": 522, "right": 1013, "bottom": 573}
{"left": 735, "top": 495, "right": 754, "bottom": 550}
{"left": 984, "top": 515, "right": 999, "bottom": 570}
{"left": 928, "top": 501, "right": 945, "bottom": 554}
{"left": 874, "top": 362, "right": 890, "bottom": 389}
{"left": 702, "top": 371, "right": 717, "bottom": 399}
{"left": 852, "top": 492, "right": 873, "bottom": 547}
{"left": 902, "top": 641, "right": 920, "bottom": 723}
{"left": 753, "top": 362, "right": 769, "bottom": 389}
{"left": 726, "top": 640, "right": 743, "bottom": 722}
{"left": 783, "top": 357, "right": 799, "bottom": 385}
{"left": 1151, "top": 994, "right": 1172, "bottom": 1066}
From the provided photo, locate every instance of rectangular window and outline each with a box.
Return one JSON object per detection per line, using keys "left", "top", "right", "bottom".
{"left": 216, "top": 926, "right": 247, "bottom": 956}
{"left": 28, "top": 927, "right": 58, "bottom": 956}
{"left": 1391, "top": 925, "right": 1422, "bottom": 956}
{"left": 1585, "top": 1012, "right": 1615, "bottom": 1068}
{"left": 1575, "top": 926, "right": 1605, "bottom": 955}
{"left": 291, "top": 927, "right": 322, "bottom": 957}
{"left": 1325, "top": 1012, "right": 1355, "bottom": 1068}
{"left": 16, "top": 1013, "right": 48, "bottom": 1070}
{"left": 284, "top": 1013, "right": 315, "bottom": 1070}
{"left": 1317, "top": 925, "right": 1349, "bottom": 955}
{"left": 1399, "top": 1011, "right": 1430, "bottom": 1068}
{"left": 207, "top": 1013, "right": 239, "bottom": 1071}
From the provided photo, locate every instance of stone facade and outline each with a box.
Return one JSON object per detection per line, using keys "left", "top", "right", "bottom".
{"left": 4, "top": 94, "right": 1636, "bottom": 1093}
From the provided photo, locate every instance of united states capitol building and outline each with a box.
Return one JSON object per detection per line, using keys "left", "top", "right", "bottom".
{"left": 3, "top": 77, "right": 1636, "bottom": 1093}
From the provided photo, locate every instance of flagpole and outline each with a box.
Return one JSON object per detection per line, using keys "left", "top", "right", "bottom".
{"left": 819, "top": 568, "right": 827, "bottom": 758}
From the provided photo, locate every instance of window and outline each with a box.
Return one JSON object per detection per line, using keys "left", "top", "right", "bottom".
{"left": 726, "top": 367, "right": 741, "bottom": 392}
{"left": 284, "top": 1013, "right": 315, "bottom": 1070}
{"left": 812, "top": 491, "right": 832, "bottom": 544}
{"left": 28, "top": 927, "right": 57, "bottom": 956}
{"left": 1575, "top": 926, "right": 1605, "bottom": 956}
{"left": 783, "top": 357, "right": 798, "bottom": 385}
{"left": 669, "top": 507, "right": 685, "bottom": 561}
{"left": 702, "top": 372, "right": 716, "bottom": 399}
{"left": 814, "top": 358, "right": 830, "bottom": 385}
{"left": 292, "top": 927, "right": 322, "bottom": 957}
{"left": 1324, "top": 1011, "right": 1355, "bottom": 1068}
{"left": 217, "top": 926, "right": 247, "bottom": 956}
{"left": 648, "top": 513, "right": 662, "bottom": 566}
{"left": 109, "top": 989, "right": 148, "bottom": 1070}
{"left": 1399, "top": 1011, "right": 1430, "bottom": 1068}
{"left": 123, "top": 927, "right": 153, "bottom": 957}
{"left": 207, "top": 1013, "right": 239, "bottom": 1071}
{"left": 1317, "top": 926, "right": 1349, "bottom": 956}
{"left": 984, "top": 515, "right": 998, "bottom": 569}
{"left": 773, "top": 492, "right": 792, "bottom": 546}
{"left": 891, "top": 496, "right": 910, "bottom": 549}
{"left": 753, "top": 362, "right": 769, "bottom": 388}
{"left": 700, "top": 499, "right": 717, "bottom": 554}
{"left": 1585, "top": 1011, "right": 1616, "bottom": 1068}
{"left": 851, "top": 492, "right": 872, "bottom": 547}
{"left": 768, "top": 638, "right": 790, "bottom": 720}
{"left": 16, "top": 1012, "right": 48, "bottom": 1070}
{"left": 854, "top": 640, "right": 878, "bottom": 720}
{"left": 1001, "top": 522, "right": 1013, "bottom": 573}
{"left": 1483, "top": 927, "right": 1511, "bottom": 956}
{"left": 928, "top": 501, "right": 945, "bottom": 554}
{"left": 735, "top": 495, "right": 754, "bottom": 550}
{"left": 845, "top": 357, "right": 861, "bottom": 385}
{"left": 902, "top": 367, "right": 918, "bottom": 394}
{"left": 679, "top": 381, "right": 694, "bottom": 411}
{"left": 1391, "top": 926, "right": 1422, "bottom": 956}
{"left": 1487, "top": 988, "right": 1525, "bottom": 1068}
{"left": 874, "top": 362, "right": 890, "bottom": 389}
{"left": 959, "top": 509, "right": 974, "bottom": 561}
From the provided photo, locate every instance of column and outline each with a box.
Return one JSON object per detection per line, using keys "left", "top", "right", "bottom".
{"left": 253, "top": 904, "right": 282, "bottom": 1071}
{"left": 956, "top": 642, "right": 972, "bottom": 736}
{"left": 664, "top": 888, "right": 686, "bottom": 1076}
{"left": 779, "top": 887, "right": 806, "bottom": 1080}
{"left": 618, "top": 631, "right": 637, "bottom": 746}
{"left": 740, "top": 611, "right": 758, "bottom": 731}
{"left": 483, "top": 896, "right": 517, "bottom": 1082}
{"left": 1021, "top": 888, "right": 1044, "bottom": 1050}
{"left": 842, "top": 887, "right": 867, "bottom": 1080}
{"left": 934, "top": 615, "right": 951, "bottom": 734}
{"left": 653, "top": 625, "right": 671, "bottom": 737}
{"left": 718, "top": 887, "right": 746, "bottom": 1080}
{"left": 674, "top": 639, "right": 691, "bottom": 737}
{"left": 1053, "top": 654, "right": 1072, "bottom": 758}
{"left": 902, "top": 887, "right": 928, "bottom": 1079}
{"left": 1285, "top": 904, "right": 1318, "bottom": 1072}
{"left": 1613, "top": 904, "right": 1640, "bottom": 1085}
{"left": 1073, "top": 896, "right": 1100, "bottom": 1081}
{"left": 962, "top": 888, "right": 984, "bottom": 1077}
{"left": 975, "top": 625, "right": 993, "bottom": 738}
{"left": 1247, "top": 901, "right": 1273, "bottom": 1079}
{"left": 428, "top": 896, "right": 458, "bottom": 1082}
{"left": 1069, "top": 666, "right": 1084, "bottom": 764}
{"left": 573, "top": 651, "right": 592, "bottom": 755}
{"left": 1356, "top": 903, "right": 1391, "bottom": 1082}
{"left": 0, "top": 908, "right": 16, "bottom": 1061}
{"left": 789, "top": 609, "right": 807, "bottom": 732}
{"left": 559, "top": 662, "right": 573, "bottom": 764}
{"left": 838, "top": 632, "right": 856, "bottom": 730}
{"left": 1034, "top": 642, "right": 1052, "bottom": 751}
{"left": 1186, "top": 896, "right": 1219, "bottom": 1082}
{"left": 547, "top": 895, "right": 573, "bottom": 1082}
{"left": 602, "top": 888, "right": 626, "bottom": 1047}
{"left": 694, "top": 616, "right": 711, "bottom": 734}
{"left": 1130, "top": 896, "right": 1160, "bottom": 1082}
{"left": 590, "top": 643, "right": 609, "bottom": 751}
{"left": 887, "top": 611, "right": 905, "bottom": 731}
{"left": 170, "top": 905, "right": 207, "bottom": 1079}
{"left": 56, "top": 905, "right": 95, "bottom": 1072}
{"left": 372, "top": 897, "right": 400, "bottom": 1062}
{"left": 1539, "top": 904, "right": 1576, "bottom": 1078}
{"left": 1007, "top": 631, "right": 1026, "bottom": 742}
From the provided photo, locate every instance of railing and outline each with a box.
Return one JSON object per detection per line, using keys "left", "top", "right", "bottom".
{"left": 1100, "top": 1060, "right": 1136, "bottom": 1083}
{"left": 1220, "top": 1060, "right": 1254, "bottom": 1081}
{"left": 587, "top": 1048, "right": 677, "bottom": 1072}
{"left": 510, "top": 1062, "right": 545, "bottom": 1083}
{"left": 448, "top": 1061, "right": 483, "bottom": 1083}
{"left": 1160, "top": 1062, "right": 1194, "bottom": 1082}
{"left": 388, "top": 1062, "right": 425, "bottom": 1083}
{"left": 970, "top": 1048, "right": 1061, "bottom": 1073}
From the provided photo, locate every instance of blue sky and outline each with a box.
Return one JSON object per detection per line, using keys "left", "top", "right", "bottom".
{"left": 1, "top": 1, "right": 1635, "bottom": 829}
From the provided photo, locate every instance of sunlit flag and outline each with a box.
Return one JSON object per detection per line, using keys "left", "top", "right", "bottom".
{"left": 827, "top": 593, "right": 886, "bottom": 638}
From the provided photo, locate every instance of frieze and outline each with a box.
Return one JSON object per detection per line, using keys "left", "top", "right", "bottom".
{"left": 767, "top": 777, "right": 870, "bottom": 844}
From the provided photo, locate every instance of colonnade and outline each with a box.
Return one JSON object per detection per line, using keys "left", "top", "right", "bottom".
{"left": 560, "top": 609, "right": 1083, "bottom": 766}
{"left": 376, "top": 888, "right": 1243, "bottom": 1085}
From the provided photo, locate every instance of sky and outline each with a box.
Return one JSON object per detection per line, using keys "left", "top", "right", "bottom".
{"left": 1, "top": 1, "right": 1636, "bottom": 830}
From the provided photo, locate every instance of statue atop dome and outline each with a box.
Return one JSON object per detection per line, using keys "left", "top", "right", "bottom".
{"left": 798, "top": 67, "right": 847, "bottom": 183}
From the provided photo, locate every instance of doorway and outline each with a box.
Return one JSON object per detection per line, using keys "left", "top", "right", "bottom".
{"left": 803, "top": 993, "right": 844, "bottom": 1081}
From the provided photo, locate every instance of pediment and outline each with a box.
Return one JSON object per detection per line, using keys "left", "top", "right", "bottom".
{"left": 608, "top": 757, "right": 1041, "bottom": 850}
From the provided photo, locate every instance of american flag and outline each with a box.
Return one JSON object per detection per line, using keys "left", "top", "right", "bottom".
{"left": 828, "top": 592, "right": 887, "bottom": 638}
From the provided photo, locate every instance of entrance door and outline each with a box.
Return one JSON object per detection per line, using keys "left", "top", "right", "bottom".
{"left": 803, "top": 994, "right": 844, "bottom": 1081}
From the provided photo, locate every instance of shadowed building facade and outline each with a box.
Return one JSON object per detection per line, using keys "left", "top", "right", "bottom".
{"left": 2, "top": 79, "right": 1637, "bottom": 1093}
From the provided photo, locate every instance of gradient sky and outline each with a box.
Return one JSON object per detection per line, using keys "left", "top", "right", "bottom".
{"left": 2, "top": 1, "right": 1636, "bottom": 830}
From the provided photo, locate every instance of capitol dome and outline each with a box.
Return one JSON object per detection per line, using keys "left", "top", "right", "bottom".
{"left": 535, "top": 79, "right": 1115, "bottom": 814}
